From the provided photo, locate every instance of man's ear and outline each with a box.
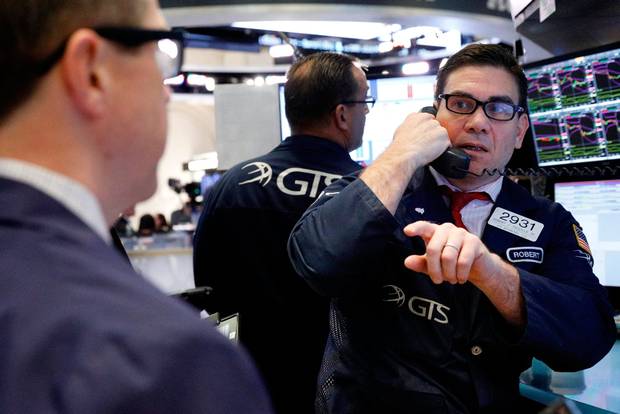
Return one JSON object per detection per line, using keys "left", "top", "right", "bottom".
{"left": 59, "top": 29, "right": 108, "bottom": 119}
{"left": 514, "top": 113, "right": 530, "bottom": 149}
{"left": 333, "top": 104, "right": 349, "bottom": 131}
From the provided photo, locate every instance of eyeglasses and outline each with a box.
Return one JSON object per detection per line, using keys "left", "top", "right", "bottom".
{"left": 341, "top": 97, "right": 376, "bottom": 109}
{"left": 96, "top": 27, "right": 185, "bottom": 79}
{"left": 35, "top": 27, "right": 186, "bottom": 80}
{"left": 438, "top": 93, "right": 524, "bottom": 121}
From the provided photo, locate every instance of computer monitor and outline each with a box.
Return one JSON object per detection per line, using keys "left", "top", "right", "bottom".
{"left": 522, "top": 41, "right": 620, "bottom": 168}
{"left": 279, "top": 75, "right": 436, "bottom": 165}
{"left": 552, "top": 178, "right": 620, "bottom": 307}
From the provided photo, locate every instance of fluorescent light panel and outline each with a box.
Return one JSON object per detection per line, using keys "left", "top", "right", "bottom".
{"left": 402, "top": 61, "right": 430, "bottom": 75}
{"left": 188, "top": 152, "right": 218, "bottom": 171}
{"left": 164, "top": 74, "right": 184, "bottom": 85}
{"left": 269, "top": 44, "right": 294, "bottom": 58}
{"left": 232, "top": 21, "right": 402, "bottom": 40}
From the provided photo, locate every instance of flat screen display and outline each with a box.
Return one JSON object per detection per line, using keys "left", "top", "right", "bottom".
{"left": 523, "top": 42, "right": 620, "bottom": 167}
{"left": 553, "top": 178, "right": 620, "bottom": 288}
{"left": 279, "top": 75, "right": 436, "bottom": 165}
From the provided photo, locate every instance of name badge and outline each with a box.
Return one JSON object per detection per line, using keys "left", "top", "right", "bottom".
{"left": 487, "top": 207, "right": 544, "bottom": 242}
{"left": 506, "top": 247, "right": 544, "bottom": 264}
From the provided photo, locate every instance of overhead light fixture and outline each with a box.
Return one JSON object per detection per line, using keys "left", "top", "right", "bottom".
{"left": 254, "top": 76, "right": 265, "bottom": 87}
{"left": 416, "top": 29, "right": 462, "bottom": 51}
{"left": 164, "top": 74, "right": 184, "bottom": 86}
{"left": 187, "top": 74, "right": 216, "bottom": 91}
{"left": 205, "top": 79, "right": 216, "bottom": 92}
{"left": 258, "top": 34, "right": 283, "bottom": 46}
{"left": 391, "top": 26, "right": 461, "bottom": 52}
{"left": 266, "top": 75, "right": 287, "bottom": 85}
{"left": 232, "top": 21, "right": 401, "bottom": 40}
{"left": 402, "top": 61, "right": 430, "bottom": 75}
{"left": 269, "top": 44, "right": 295, "bottom": 58}
{"left": 187, "top": 152, "right": 218, "bottom": 172}
{"left": 378, "top": 41, "right": 394, "bottom": 53}
{"left": 187, "top": 74, "right": 208, "bottom": 86}
{"left": 393, "top": 26, "right": 437, "bottom": 49}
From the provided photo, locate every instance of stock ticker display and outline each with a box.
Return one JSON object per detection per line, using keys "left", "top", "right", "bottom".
{"left": 524, "top": 45, "right": 620, "bottom": 167}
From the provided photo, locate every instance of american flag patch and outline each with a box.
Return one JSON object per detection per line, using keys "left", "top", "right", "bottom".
{"left": 573, "top": 224, "right": 592, "bottom": 255}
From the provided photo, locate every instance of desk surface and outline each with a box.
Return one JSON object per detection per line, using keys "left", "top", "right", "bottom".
{"left": 127, "top": 247, "right": 192, "bottom": 257}
{"left": 521, "top": 340, "right": 620, "bottom": 413}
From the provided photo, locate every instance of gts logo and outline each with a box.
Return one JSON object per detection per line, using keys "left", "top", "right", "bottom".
{"left": 383, "top": 285, "right": 450, "bottom": 325}
{"left": 239, "top": 162, "right": 342, "bottom": 198}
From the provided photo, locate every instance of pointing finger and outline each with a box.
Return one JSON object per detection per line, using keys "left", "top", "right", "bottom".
{"left": 403, "top": 221, "right": 438, "bottom": 243}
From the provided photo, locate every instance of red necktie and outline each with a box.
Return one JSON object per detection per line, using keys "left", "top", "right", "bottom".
{"left": 440, "top": 186, "right": 490, "bottom": 229}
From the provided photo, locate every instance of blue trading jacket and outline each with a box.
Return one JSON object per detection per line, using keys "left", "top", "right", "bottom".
{"left": 288, "top": 168, "right": 616, "bottom": 414}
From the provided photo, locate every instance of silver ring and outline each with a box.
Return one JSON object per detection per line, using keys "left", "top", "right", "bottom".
{"left": 443, "top": 243, "right": 459, "bottom": 252}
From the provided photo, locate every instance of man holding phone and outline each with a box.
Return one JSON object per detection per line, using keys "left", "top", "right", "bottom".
{"left": 288, "top": 43, "right": 616, "bottom": 413}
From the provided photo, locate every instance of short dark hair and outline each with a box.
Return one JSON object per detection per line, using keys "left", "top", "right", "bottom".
{"left": 284, "top": 52, "right": 362, "bottom": 131}
{"left": 435, "top": 43, "right": 528, "bottom": 110}
{"left": 138, "top": 213, "right": 156, "bottom": 236}
{"left": 0, "top": 0, "right": 148, "bottom": 121}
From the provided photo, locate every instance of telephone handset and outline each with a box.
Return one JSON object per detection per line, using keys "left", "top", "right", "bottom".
{"left": 417, "top": 107, "right": 620, "bottom": 178}
{"left": 419, "top": 106, "right": 471, "bottom": 179}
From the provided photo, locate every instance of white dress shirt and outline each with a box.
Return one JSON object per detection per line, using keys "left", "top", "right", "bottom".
{"left": 430, "top": 167, "right": 503, "bottom": 237}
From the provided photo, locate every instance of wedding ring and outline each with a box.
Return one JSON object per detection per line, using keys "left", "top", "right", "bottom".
{"left": 443, "top": 243, "right": 459, "bottom": 252}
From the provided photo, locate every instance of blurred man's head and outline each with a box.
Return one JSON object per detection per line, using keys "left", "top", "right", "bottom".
{"left": 284, "top": 52, "right": 369, "bottom": 151}
{"left": 0, "top": 0, "right": 182, "bottom": 223}
{"left": 0, "top": 0, "right": 150, "bottom": 121}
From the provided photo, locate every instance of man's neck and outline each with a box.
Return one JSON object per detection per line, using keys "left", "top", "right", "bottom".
{"left": 445, "top": 173, "right": 503, "bottom": 192}
{"left": 290, "top": 127, "right": 347, "bottom": 150}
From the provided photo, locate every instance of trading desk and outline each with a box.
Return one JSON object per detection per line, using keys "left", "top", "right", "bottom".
{"left": 520, "top": 340, "right": 620, "bottom": 413}
{"left": 122, "top": 232, "right": 195, "bottom": 294}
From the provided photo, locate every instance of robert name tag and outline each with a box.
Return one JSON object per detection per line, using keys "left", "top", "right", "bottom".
{"left": 506, "top": 247, "right": 544, "bottom": 264}
{"left": 487, "top": 207, "right": 544, "bottom": 242}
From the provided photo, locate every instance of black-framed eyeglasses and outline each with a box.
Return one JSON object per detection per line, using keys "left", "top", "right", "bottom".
{"left": 341, "top": 97, "right": 376, "bottom": 109}
{"left": 35, "top": 27, "right": 186, "bottom": 80}
{"left": 438, "top": 93, "right": 524, "bottom": 121}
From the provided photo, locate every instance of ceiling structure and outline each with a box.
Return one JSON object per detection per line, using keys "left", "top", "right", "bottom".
{"left": 160, "top": 0, "right": 619, "bottom": 92}
{"left": 514, "top": 0, "right": 620, "bottom": 57}
{"left": 162, "top": 0, "right": 550, "bottom": 68}
{"left": 161, "top": 2, "right": 553, "bottom": 80}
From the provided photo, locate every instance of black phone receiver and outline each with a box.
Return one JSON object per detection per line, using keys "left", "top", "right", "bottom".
{"left": 420, "top": 106, "right": 471, "bottom": 179}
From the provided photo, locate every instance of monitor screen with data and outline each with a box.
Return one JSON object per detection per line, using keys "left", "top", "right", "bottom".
{"left": 523, "top": 41, "right": 620, "bottom": 167}
{"left": 553, "top": 178, "right": 620, "bottom": 288}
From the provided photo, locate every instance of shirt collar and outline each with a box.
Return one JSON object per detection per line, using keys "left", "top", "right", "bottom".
{"left": 429, "top": 166, "right": 503, "bottom": 202}
{"left": 0, "top": 158, "right": 111, "bottom": 243}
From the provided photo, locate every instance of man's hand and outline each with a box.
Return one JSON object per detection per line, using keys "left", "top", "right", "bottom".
{"left": 403, "top": 221, "right": 525, "bottom": 326}
{"left": 360, "top": 112, "right": 450, "bottom": 215}
{"left": 403, "top": 221, "right": 495, "bottom": 285}
{"left": 388, "top": 111, "right": 451, "bottom": 171}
